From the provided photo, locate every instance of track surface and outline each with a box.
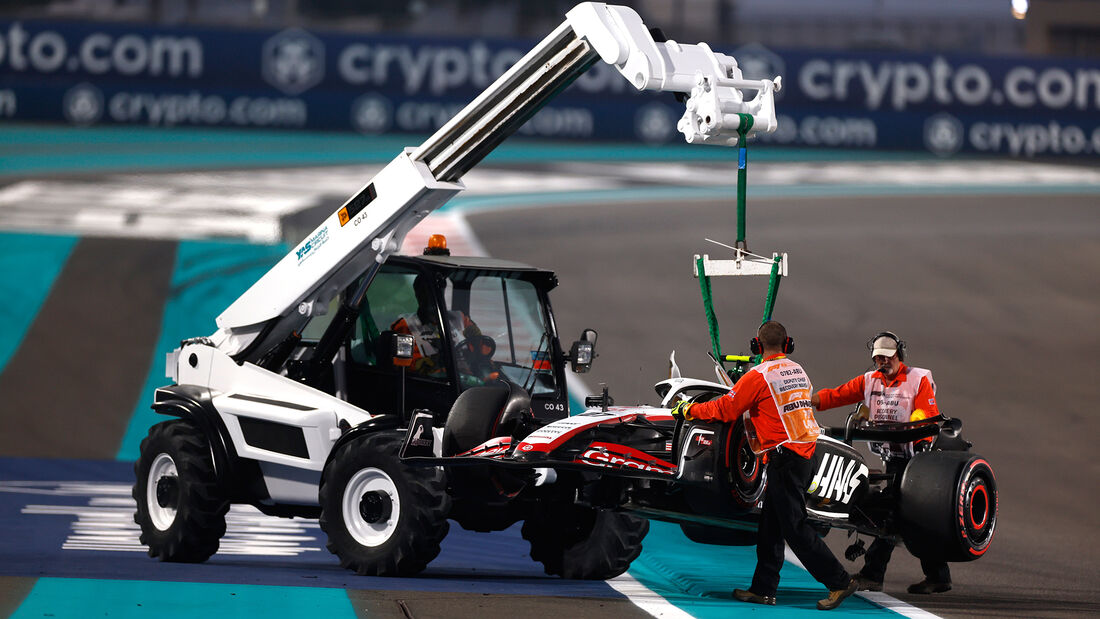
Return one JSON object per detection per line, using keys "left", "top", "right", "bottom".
{"left": 470, "top": 192, "right": 1100, "bottom": 618}
{"left": 0, "top": 142, "right": 1097, "bottom": 617}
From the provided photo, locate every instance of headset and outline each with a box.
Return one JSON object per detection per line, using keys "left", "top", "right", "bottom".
{"left": 750, "top": 328, "right": 795, "bottom": 355}
{"left": 867, "top": 330, "right": 906, "bottom": 361}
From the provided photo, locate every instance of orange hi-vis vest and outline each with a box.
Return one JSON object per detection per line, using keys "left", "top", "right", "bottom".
{"left": 689, "top": 355, "right": 821, "bottom": 458}
{"left": 862, "top": 366, "right": 936, "bottom": 425}
{"left": 816, "top": 364, "right": 939, "bottom": 458}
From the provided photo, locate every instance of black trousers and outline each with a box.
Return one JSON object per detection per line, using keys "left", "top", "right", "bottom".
{"left": 860, "top": 538, "right": 951, "bottom": 584}
{"left": 860, "top": 458, "right": 951, "bottom": 584}
{"left": 750, "top": 448, "right": 851, "bottom": 596}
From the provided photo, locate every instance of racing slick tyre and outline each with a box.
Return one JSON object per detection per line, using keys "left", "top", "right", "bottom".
{"left": 319, "top": 432, "right": 451, "bottom": 576}
{"left": 522, "top": 504, "right": 648, "bottom": 579}
{"left": 443, "top": 383, "right": 528, "bottom": 504}
{"left": 132, "top": 419, "right": 229, "bottom": 562}
{"left": 898, "top": 451, "right": 997, "bottom": 562}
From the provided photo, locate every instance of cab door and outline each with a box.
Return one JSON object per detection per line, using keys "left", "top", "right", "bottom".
{"left": 343, "top": 265, "right": 457, "bottom": 420}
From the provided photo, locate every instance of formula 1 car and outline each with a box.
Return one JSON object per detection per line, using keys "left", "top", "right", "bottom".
{"left": 398, "top": 363, "right": 998, "bottom": 571}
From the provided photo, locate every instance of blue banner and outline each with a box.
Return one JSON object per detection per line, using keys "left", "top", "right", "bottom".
{"left": 1, "top": 19, "right": 1097, "bottom": 157}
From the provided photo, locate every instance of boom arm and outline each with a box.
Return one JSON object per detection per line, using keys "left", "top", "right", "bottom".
{"left": 210, "top": 2, "right": 781, "bottom": 358}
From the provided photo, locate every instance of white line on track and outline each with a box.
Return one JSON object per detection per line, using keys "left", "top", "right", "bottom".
{"left": 785, "top": 548, "right": 941, "bottom": 619}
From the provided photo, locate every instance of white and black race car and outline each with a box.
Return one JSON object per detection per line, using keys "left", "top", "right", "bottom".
{"left": 396, "top": 372, "right": 998, "bottom": 578}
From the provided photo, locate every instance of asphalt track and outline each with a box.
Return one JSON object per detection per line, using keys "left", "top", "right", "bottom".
{"left": 0, "top": 134, "right": 1098, "bottom": 617}
{"left": 469, "top": 191, "right": 1100, "bottom": 618}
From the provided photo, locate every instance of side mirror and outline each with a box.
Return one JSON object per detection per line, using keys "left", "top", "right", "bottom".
{"left": 393, "top": 333, "right": 414, "bottom": 367}
{"left": 568, "top": 328, "right": 598, "bottom": 373}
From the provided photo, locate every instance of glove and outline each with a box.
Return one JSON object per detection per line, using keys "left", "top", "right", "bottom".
{"left": 670, "top": 400, "right": 694, "bottom": 420}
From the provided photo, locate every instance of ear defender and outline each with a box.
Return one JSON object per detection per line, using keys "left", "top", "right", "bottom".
{"left": 751, "top": 337, "right": 795, "bottom": 355}
{"left": 868, "top": 331, "right": 906, "bottom": 361}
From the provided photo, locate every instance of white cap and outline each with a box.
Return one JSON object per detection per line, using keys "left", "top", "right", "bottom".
{"left": 870, "top": 335, "right": 899, "bottom": 358}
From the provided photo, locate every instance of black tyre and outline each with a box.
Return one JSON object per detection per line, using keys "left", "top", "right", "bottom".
{"left": 319, "top": 432, "right": 450, "bottom": 576}
{"left": 443, "top": 383, "right": 528, "bottom": 500}
{"left": 898, "top": 451, "right": 997, "bottom": 562}
{"left": 682, "top": 417, "right": 765, "bottom": 518}
{"left": 522, "top": 504, "right": 648, "bottom": 579}
{"left": 442, "top": 384, "right": 510, "bottom": 456}
{"left": 132, "top": 419, "right": 228, "bottom": 562}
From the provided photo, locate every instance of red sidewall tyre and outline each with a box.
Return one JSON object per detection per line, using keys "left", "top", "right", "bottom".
{"left": 899, "top": 451, "right": 997, "bottom": 562}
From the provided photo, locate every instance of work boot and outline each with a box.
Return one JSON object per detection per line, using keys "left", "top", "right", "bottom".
{"left": 733, "top": 589, "right": 776, "bottom": 605}
{"left": 907, "top": 579, "right": 951, "bottom": 594}
{"left": 817, "top": 578, "right": 858, "bottom": 610}
{"left": 852, "top": 573, "right": 883, "bottom": 592}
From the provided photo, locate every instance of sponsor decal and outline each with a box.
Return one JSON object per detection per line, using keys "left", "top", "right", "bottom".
{"left": 733, "top": 43, "right": 787, "bottom": 100}
{"left": 808, "top": 452, "right": 868, "bottom": 504}
{"left": 456, "top": 436, "right": 512, "bottom": 458}
{"left": 0, "top": 88, "right": 15, "bottom": 116}
{"left": 351, "top": 93, "right": 393, "bottom": 134}
{"left": 578, "top": 442, "right": 676, "bottom": 475}
{"left": 634, "top": 102, "right": 677, "bottom": 144}
{"left": 0, "top": 22, "right": 203, "bottom": 78}
{"left": 531, "top": 350, "right": 551, "bottom": 372}
{"left": 63, "top": 82, "right": 103, "bottom": 126}
{"left": 262, "top": 28, "right": 324, "bottom": 95}
{"left": 105, "top": 90, "right": 306, "bottom": 127}
{"left": 516, "top": 408, "right": 644, "bottom": 453}
{"left": 409, "top": 423, "right": 432, "bottom": 448}
{"left": 295, "top": 225, "right": 329, "bottom": 265}
{"left": 924, "top": 112, "right": 965, "bottom": 156}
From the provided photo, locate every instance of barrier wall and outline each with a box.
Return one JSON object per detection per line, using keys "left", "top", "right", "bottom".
{"left": 1, "top": 20, "right": 1097, "bottom": 158}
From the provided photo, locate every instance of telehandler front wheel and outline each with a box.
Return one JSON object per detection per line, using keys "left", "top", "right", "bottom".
{"left": 132, "top": 419, "right": 228, "bottom": 562}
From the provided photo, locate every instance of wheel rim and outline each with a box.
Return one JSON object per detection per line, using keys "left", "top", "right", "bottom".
{"left": 963, "top": 476, "right": 994, "bottom": 546}
{"left": 968, "top": 482, "right": 989, "bottom": 530}
{"left": 343, "top": 468, "right": 400, "bottom": 547}
{"left": 147, "top": 453, "right": 178, "bottom": 531}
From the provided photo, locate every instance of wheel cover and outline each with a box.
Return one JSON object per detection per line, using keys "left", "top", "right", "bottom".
{"left": 343, "top": 468, "right": 400, "bottom": 547}
{"left": 147, "top": 453, "right": 178, "bottom": 531}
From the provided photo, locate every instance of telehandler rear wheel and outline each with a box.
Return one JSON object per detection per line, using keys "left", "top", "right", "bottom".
{"left": 320, "top": 432, "right": 451, "bottom": 576}
{"left": 523, "top": 504, "right": 648, "bottom": 579}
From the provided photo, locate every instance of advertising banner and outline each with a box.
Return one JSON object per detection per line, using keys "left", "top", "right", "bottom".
{"left": 1, "top": 19, "right": 1097, "bottom": 158}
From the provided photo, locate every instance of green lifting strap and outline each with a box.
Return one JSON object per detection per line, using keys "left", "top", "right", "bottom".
{"left": 761, "top": 254, "right": 784, "bottom": 325}
{"left": 736, "top": 113, "right": 754, "bottom": 248}
{"left": 750, "top": 255, "right": 784, "bottom": 365}
{"left": 695, "top": 255, "right": 723, "bottom": 360}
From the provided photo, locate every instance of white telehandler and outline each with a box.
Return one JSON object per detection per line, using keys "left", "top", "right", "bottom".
{"left": 133, "top": 2, "right": 780, "bottom": 577}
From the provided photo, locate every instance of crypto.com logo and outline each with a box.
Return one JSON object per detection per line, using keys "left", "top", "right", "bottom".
{"left": 924, "top": 112, "right": 965, "bottom": 156}
{"left": 732, "top": 43, "right": 786, "bottom": 99}
{"left": 63, "top": 83, "right": 103, "bottom": 126}
{"left": 262, "top": 29, "right": 324, "bottom": 95}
